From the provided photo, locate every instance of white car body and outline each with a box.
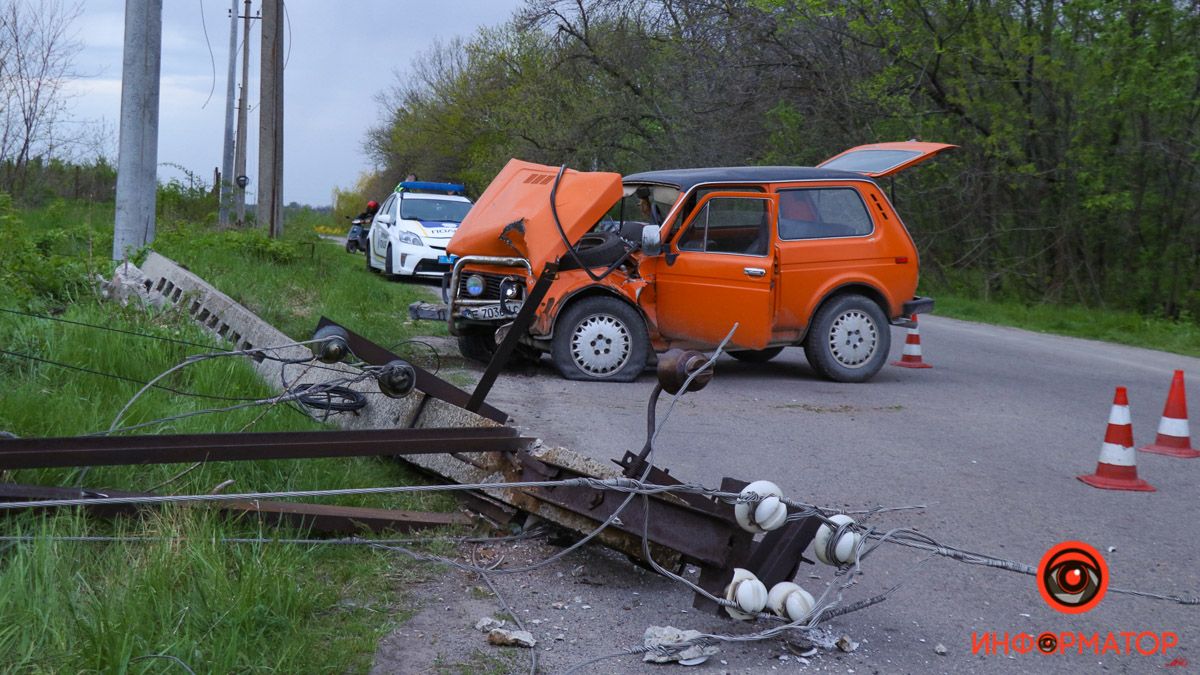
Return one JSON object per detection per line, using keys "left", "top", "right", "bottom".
{"left": 366, "top": 191, "right": 473, "bottom": 278}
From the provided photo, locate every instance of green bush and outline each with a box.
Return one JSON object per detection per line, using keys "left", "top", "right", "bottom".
{"left": 0, "top": 194, "right": 111, "bottom": 308}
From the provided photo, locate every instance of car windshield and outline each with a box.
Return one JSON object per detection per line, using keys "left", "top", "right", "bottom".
{"left": 595, "top": 185, "right": 679, "bottom": 233}
{"left": 399, "top": 197, "right": 472, "bottom": 223}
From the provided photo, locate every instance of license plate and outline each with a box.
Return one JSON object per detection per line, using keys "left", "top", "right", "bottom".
{"left": 462, "top": 304, "right": 513, "bottom": 320}
{"left": 438, "top": 254, "right": 458, "bottom": 265}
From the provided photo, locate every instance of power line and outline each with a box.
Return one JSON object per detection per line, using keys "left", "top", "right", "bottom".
{"left": 0, "top": 348, "right": 263, "bottom": 402}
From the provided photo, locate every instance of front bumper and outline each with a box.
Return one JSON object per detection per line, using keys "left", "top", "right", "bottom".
{"left": 445, "top": 256, "right": 533, "bottom": 335}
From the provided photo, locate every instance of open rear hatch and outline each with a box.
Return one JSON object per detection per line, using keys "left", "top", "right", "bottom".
{"left": 447, "top": 159, "right": 623, "bottom": 275}
{"left": 818, "top": 141, "right": 956, "bottom": 178}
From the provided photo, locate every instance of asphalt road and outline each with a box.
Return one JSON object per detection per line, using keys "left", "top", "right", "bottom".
{"left": 481, "top": 315, "right": 1200, "bottom": 673}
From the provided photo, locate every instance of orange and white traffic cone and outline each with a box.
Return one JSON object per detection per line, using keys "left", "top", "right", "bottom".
{"left": 1078, "top": 387, "right": 1155, "bottom": 492}
{"left": 890, "top": 314, "right": 932, "bottom": 369}
{"left": 1139, "top": 370, "right": 1198, "bottom": 459}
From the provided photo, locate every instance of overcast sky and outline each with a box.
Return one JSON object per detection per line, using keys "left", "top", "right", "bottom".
{"left": 67, "top": 0, "right": 523, "bottom": 206}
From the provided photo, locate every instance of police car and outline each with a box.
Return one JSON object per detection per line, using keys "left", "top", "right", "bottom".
{"left": 366, "top": 181, "right": 472, "bottom": 279}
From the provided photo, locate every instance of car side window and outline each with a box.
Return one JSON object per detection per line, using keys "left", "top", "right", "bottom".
{"left": 675, "top": 198, "right": 770, "bottom": 256}
{"left": 375, "top": 196, "right": 395, "bottom": 224}
{"left": 777, "top": 188, "right": 872, "bottom": 240}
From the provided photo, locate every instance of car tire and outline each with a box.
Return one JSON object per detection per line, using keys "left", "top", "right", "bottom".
{"left": 366, "top": 244, "right": 379, "bottom": 273}
{"left": 556, "top": 231, "right": 628, "bottom": 271}
{"left": 729, "top": 346, "right": 785, "bottom": 363}
{"left": 551, "top": 296, "right": 649, "bottom": 382}
{"left": 803, "top": 294, "right": 890, "bottom": 383}
{"left": 456, "top": 330, "right": 541, "bottom": 367}
{"left": 384, "top": 244, "right": 396, "bottom": 277}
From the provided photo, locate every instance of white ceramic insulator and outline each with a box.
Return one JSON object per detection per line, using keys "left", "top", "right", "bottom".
{"left": 767, "top": 582, "right": 816, "bottom": 622}
{"left": 813, "top": 514, "right": 861, "bottom": 566}
{"left": 754, "top": 495, "right": 788, "bottom": 532}
{"left": 734, "top": 480, "right": 786, "bottom": 533}
{"left": 723, "top": 568, "right": 767, "bottom": 621}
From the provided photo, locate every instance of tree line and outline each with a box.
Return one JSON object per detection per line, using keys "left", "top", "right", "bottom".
{"left": 364, "top": 0, "right": 1200, "bottom": 321}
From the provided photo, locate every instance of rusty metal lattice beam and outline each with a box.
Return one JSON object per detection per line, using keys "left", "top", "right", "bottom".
{"left": 314, "top": 317, "right": 509, "bottom": 424}
{"left": 0, "top": 427, "right": 531, "bottom": 470}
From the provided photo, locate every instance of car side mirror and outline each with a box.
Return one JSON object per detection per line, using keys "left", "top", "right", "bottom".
{"left": 641, "top": 225, "right": 661, "bottom": 256}
{"left": 376, "top": 214, "right": 394, "bottom": 226}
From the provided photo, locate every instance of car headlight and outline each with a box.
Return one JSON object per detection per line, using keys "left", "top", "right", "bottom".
{"left": 465, "top": 275, "right": 486, "bottom": 297}
{"left": 397, "top": 231, "right": 423, "bottom": 246}
{"left": 501, "top": 278, "right": 521, "bottom": 298}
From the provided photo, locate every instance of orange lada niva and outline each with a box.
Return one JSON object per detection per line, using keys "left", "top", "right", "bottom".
{"left": 410, "top": 141, "right": 954, "bottom": 383}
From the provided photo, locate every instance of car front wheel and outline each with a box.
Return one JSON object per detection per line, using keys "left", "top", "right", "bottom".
{"left": 551, "top": 296, "right": 649, "bottom": 382}
{"left": 803, "top": 294, "right": 890, "bottom": 383}
{"left": 457, "top": 330, "right": 541, "bottom": 367}
{"left": 384, "top": 245, "right": 396, "bottom": 277}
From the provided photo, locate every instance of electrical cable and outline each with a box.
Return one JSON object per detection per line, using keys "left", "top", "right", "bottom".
{"left": 548, "top": 164, "right": 638, "bottom": 281}
{"left": 386, "top": 338, "right": 441, "bottom": 375}
{"left": 470, "top": 545, "right": 537, "bottom": 675}
{"left": 0, "top": 307, "right": 223, "bottom": 350}
{"left": 290, "top": 383, "right": 367, "bottom": 412}
{"left": 0, "top": 349, "right": 266, "bottom": 402}
{"left": 197, "top": 0, "right": 217, "bottom": 109}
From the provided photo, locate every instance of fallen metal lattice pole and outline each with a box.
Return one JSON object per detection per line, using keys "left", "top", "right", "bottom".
{"left": 0, "top": 427, "right": 532, "bottom": 470}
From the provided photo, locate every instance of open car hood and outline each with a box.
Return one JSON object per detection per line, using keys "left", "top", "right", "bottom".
{"left": 447, "top": 159, "right": 623, "bottom": 275}
{"left": 818, "top": 141, "right": 956, "bottom": 178}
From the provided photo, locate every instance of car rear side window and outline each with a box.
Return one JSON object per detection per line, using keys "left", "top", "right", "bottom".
{"left": 676, "top": 197, "right": 770, "bottom": 256}
{"left": 777, "top": 188, "right": 873, "bottom": 240}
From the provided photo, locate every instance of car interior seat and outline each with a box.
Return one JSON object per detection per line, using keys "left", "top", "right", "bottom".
{"left": 778, "top": 192, "right": 821, "bottom": 239}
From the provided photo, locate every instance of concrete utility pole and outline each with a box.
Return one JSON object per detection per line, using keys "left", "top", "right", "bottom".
{"left": 112, "top": 0, "right": 163, "bottom": 260}
{"left": 234, "top": 0, "right": 253, "bottom": 225}
{"left": 257, "top": 0, "right": 284, "bottom": 238}
{"left": 218, "top": 0, "right": 238, "bottom": 225}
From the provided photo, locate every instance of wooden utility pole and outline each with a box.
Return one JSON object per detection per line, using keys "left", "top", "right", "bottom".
{"left": 234, "top": 0, "right": 253, "bottom": 225}
{"left": 112, "top": 0, "right": 163, "bottom": 259}
{"left": 218, "top": 0, "right": 238, "bottom": 225}
{"left": 257, "top": 0, "right": 284, "bottom": 238}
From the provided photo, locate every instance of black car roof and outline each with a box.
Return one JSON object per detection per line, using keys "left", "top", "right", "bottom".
{"left": 622, "top": 166, "right": 874, "bottom": 191}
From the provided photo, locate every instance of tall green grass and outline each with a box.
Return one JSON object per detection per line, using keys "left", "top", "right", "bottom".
{"left": 0, "top": 201, "right": 459, "bottom": 672}
{"left": 153, "top": 215, "right": 446, "bottom": 347}
{"left": 928, "top": 293, "right": 1200, "bottom": 358}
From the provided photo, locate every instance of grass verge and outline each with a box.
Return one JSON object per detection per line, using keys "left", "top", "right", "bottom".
{"left": 930, "top": 293, "right": 1200, "bottom": 358}
{"left": 0, "top": 202, "right": 462, "bottom": 672}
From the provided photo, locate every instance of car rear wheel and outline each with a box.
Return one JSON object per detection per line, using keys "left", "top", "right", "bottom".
{"left": 366, "top": 244, "right": 379, "bottom": 273}
{"left": 551, "top": 296, "right": 649, "bottom": 382}
{"left": 729, "top": 346, "right": 785, "bottom": 363}
{"left": 803, "top": 294, "right": 890, "bottom": 383}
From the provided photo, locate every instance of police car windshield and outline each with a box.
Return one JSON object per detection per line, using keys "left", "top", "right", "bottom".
{"left": 400, "top": 197, "right": 472, "bottom": 223}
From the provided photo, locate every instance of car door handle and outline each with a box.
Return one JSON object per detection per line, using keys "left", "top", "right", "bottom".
{"left": 744, "top": 267, "right": 767, "bottom": 278}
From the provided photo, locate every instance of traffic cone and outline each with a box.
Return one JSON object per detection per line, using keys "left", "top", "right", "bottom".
{"left": 890, "top": 314, "right": 932, "bottom": 369}
{"left": 1139, "top": 370, "right": 1198, "bottom": 458}
{"left": 1078, "top": 387, "right": 1155, "bottom": 492}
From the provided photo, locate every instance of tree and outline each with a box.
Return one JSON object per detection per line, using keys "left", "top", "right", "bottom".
{"left": 0, "top": 0, "right": 83, "bottom": 194}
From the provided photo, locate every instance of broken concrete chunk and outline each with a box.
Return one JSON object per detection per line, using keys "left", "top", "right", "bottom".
{"left": 935, "top": 643, "right": 948, "bottom": 655}
{"left": 474, "top": 617, "right": 505, "bottom": 632}
{"left": 642, "top": 625, "right": 719, "bottom": 665}
{"left": 487, "top": 628, "right": 536, "bottom": 648}
{"left": 100, "top": 261, "right": 157, "bottom": 308}
{"left": 836, "top": 635, "right": 859, "bottom": 653}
